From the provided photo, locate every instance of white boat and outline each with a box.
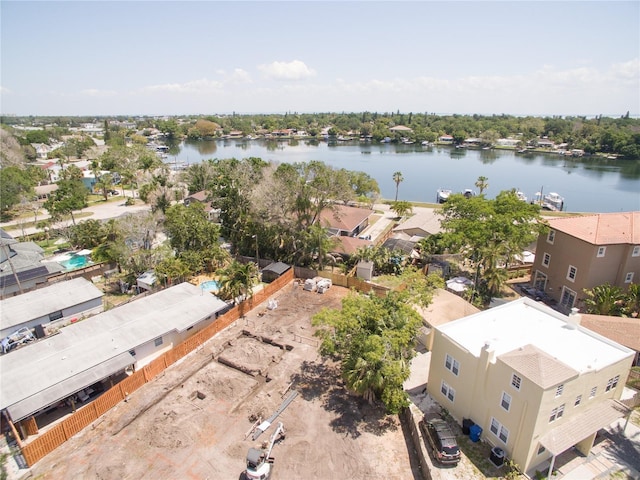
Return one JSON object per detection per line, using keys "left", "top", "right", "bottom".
{"left": 515, "top": 190, "right": 527, "bottom": 202}
{"left": 532, "top": 191, "right": 564, "bottom": 211}
{"left": 462, "top": 189, "right": 475, "bottom": 199}
{"left": 437, "top": 188, "right": 452, "bottom": 203}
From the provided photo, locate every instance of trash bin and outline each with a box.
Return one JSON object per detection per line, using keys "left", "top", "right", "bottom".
{"left": 462, "top": 418, "right": 474, "bottom": 435}
{"left": 490, "top": 446, "right": 505, "bottom": 466}
{"left": 469, "top": 424, "right": 482, "bottom": 442}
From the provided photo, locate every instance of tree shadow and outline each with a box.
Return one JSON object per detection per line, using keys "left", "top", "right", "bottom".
{"left": 598, "top": 425, "right": 640, "bottom": 472}
{"left": 290, "top": 360, "right": 399, "bottom": 439}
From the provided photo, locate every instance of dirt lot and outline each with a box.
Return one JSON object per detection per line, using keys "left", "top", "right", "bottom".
{"left": 25, "top": 283, "right": 420, "bottom": 480}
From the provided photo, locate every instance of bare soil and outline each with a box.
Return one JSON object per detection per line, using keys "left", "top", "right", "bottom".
{"left": 26, "top": 283, "right": 420, "bottom": 480}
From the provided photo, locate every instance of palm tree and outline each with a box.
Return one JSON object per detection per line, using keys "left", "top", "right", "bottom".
{"left": 475, "top": 176, "right": 489, "bottom": 194}
{"left": 392, "top": 171, "right": 404, "bottom": 201}
{"left": 583, "top": 284, "right": 624, "bottom": 316}
{"left": 219, "top": 260, "right": 258, "bottom": 304}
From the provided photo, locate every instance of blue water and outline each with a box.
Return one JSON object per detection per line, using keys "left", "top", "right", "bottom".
{"left": 60, "top": 255, "right": 90, "bottom": 271}
{"left": 169, "top": 139, "right": 640, "bottom": 213}
{"left": 200, "top": 280, "right": 220, "bottom": 292}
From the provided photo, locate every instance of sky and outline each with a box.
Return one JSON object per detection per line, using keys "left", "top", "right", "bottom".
{"left": 1, "top": 1, "right": 638, "bottom": 117}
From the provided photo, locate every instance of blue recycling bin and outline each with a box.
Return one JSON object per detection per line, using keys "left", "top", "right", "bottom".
{"left": 469, "top": 424, "right": 482, "bottom": 442}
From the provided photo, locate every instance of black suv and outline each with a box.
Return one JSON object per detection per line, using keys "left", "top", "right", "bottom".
{"left": 420, "top": 416, "right": 461, "bottom": 466}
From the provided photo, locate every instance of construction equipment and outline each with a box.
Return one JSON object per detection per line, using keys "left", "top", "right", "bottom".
{"left": 252, "top": 389, "right": 297, "bottom": 440}
{"left": 1, "top": 327, "right": 35, "bottom": 354}
{"left": 245, "top": 422, "right": 285, "bottom": 480}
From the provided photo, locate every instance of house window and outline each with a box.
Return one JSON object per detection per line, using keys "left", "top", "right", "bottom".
{"left": 49, "top": 310, "right": 63, "bottom": 322}
{"left": 549, "top": 404, "right": 565, "bottom": 422}
{"left": 490, "top": 417, "right": 509, "bottom": 444}
{"left": 606, "top": 375, "right": 620, "bottom": 392}
{"left": 574, "top": 395, "right": 582, "bottom": 407}
{"left": 542, "top": 253, "right": 551, "bottom": 267}
{"left": 538, "top": 445, "right": 546, "bottom": 455}
{"left": 440, "top": 381, "right": 455, "bottom": 402}
{"left": 625, "top": 272, "right": 634, "bottom": 284}
{"left": 555, "top": 384, "right": 564, "bottom": 397}
{"left": 560, "top": 287, "right": 577, "bottom": 310}
{"left": 154, "top": 336, "right": 163, "bottom": 347}
{"left": 589, "top": 386, "right": 597, "bottom": 399}
{"left": 501, "top": 392, "right": 512, "bottom": 411}
{"left": 533, "top": 272, "right": 547, "bottom": 291}
{"left": 567, "top": 265, "right": 577, "bottom": 282}
{"left": 511, "top": 374, "right": 522, "bottom": 391}
{"left": 547, "top": 230, "right": 555, "bottom": 244}
{"left": 597, "top": 246, "right": 606, "bottom": 257}
{"left": 445, "top": 354, "right": 460, "bottom": 376}
{"left": 632, "top": 246, "right": 640, "bottom": 257}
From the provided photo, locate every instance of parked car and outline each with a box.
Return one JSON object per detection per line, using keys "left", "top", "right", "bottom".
{"left": 1, "top": 327, "right": 36, "bottom": 354}
{"left": 420, "top": 416, "right": 461, "bottom": 466}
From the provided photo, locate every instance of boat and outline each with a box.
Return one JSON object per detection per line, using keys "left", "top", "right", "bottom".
{"left": 515, "top": 190, "right": 527, "bottom": 202}
{"left": 436, "top": 188, "right": 452, "bottom": 203}
{"left": 462, "top": 189, "right": 475, "bottom": 199}
{"left": 532, "top": 191, "right": 564, "bottom": 211}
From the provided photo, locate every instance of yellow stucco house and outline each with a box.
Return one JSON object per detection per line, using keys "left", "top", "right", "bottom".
{"left": 427, "top": 297, "right": 633, "bottom": 476}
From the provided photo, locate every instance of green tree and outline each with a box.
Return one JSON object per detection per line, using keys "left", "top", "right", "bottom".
{"left": 583, "top": 284, "right": 625, "bottom": 316}
{"left": 439, "top": 190, "right": 545, "bottom": 303}
{"left": 218, "top": 260, "right": 258, "bottom": 303}
{"left": 390, "top": 200, "right": 412, "bottom": 219}
{"left": 475, "top": 175, "right": 489, "bottom": 194}
{"left": 0, "top": 166, "right": 35, "bottom": 219}
{"left": 392, "top": 171, "right": 404, "bottom": 201}
{"left": 312, "top": 290, "right": 424, "bottom": 413}
{"left": 43, "top": 174, "right": 88, "bottom": 225}
{"left": 93, "top": 173, "right": 114, "bottom": 201}
{"left": 164, "top": 202, "right": 221, "bottom": 254}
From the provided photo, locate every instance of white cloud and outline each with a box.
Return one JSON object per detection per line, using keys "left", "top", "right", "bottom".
{"left": 229, "top": 68, "right": 252, "bottom": 84}
{"left": 608, "top": 58, "right": 639, "bottom": 84}
{"left": 258, "top": 60, "right": 316, "bottom": 80}
{"left": 0, "top": 86, "right": 12, "bottom": 94}
{"left": 80, "top": 88, "right": 117, "bottom": 97}
{"left": 140, "top": 78, "right": 223, "bottom": 94}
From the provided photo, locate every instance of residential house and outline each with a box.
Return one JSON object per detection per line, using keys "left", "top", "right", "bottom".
{"left": 0, "top": 230, "right": 64, "bottom": 299}
{"left": 389, "top": 125, "right": 413, "bottom": 133}
{"left": 496, "top": 138, "right": 520, "bottom": 147}
{"left": 427, "top": 298, "right": 633, "bottom": 476}
{"left": 393, "top": 209, "right": 443, "bottom": 239}
{"left": 34, "top": 184, "right": 58, "bottom": 202}
{"left": 0, "top": 277, "right": 104, "bottom": 338}
{"left": 530, "top": 212, "right": 640, "bottom": 312}
{"left": 319, "top": 205, "right": 372, "bottom": 238}
{"left": 438, "top": 135, "right": 454, "bottom": 143}
{"left": 0, "top": 282, "right": 229, "bottom": 432}
{"left": 184, "top": 190, "right": 220, "bottom": 222}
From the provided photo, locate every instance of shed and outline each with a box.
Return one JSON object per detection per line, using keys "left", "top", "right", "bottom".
{"left": 136, "top": 271, "right": 157, "bottom": 292}
{"left": 261, "top": 262, "right": 291, "bottom": 283}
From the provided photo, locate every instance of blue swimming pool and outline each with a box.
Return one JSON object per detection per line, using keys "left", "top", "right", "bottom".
{"left": 60, "top": 254, "right": 92, "bottom": 271}
{"left": 200, "top": 280, "right": 220, "bottom": 292}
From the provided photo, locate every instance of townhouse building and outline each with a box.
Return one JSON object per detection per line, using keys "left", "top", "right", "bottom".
{"left": 530, "top": 212, "right": 640, "bottom": 312}
{"left": 427, "top": 297, "right": 633, "bottom": 476}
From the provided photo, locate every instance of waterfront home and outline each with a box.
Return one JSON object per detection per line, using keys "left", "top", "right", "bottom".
{"left": 530, "top": 212, "right": 640, "bottom": 312}
{"left": 427, "top": 298, "right": 633, "bottom": 477}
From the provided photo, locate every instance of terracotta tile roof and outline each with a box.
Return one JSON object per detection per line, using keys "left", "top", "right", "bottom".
{"left": 580, "top": 314, "right": 640, "bottom": 352}
{"left": 499, "top": 344, "right": 578, "bottom": 388}
{"left": 319, "top": 205, "right": 372, "bottom": 233}
{"left": 539, "top": 399, "right": 630, "bottom": 455}
{"left": 548, "top": 212, "right": 640, "bottom": 245}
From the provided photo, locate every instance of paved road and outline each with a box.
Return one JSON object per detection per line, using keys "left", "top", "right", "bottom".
{"left": 0, "top": 192, "right": 151, "bottom": 238}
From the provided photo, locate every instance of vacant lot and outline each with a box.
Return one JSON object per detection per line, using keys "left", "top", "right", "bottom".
{"left": 26, "top": 283, "right": 420, "bottom": 480}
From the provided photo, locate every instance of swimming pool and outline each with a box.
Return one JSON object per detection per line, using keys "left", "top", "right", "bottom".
{"left": 200, "top": 280, "right": 220, "bottom": 292}
{"left": 59, "top": 253, "right": 92, "bottom": 272}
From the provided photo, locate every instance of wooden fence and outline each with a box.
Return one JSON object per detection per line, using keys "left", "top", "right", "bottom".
{"left": 19, "top": 268, "right": 294, "bottom": 467}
